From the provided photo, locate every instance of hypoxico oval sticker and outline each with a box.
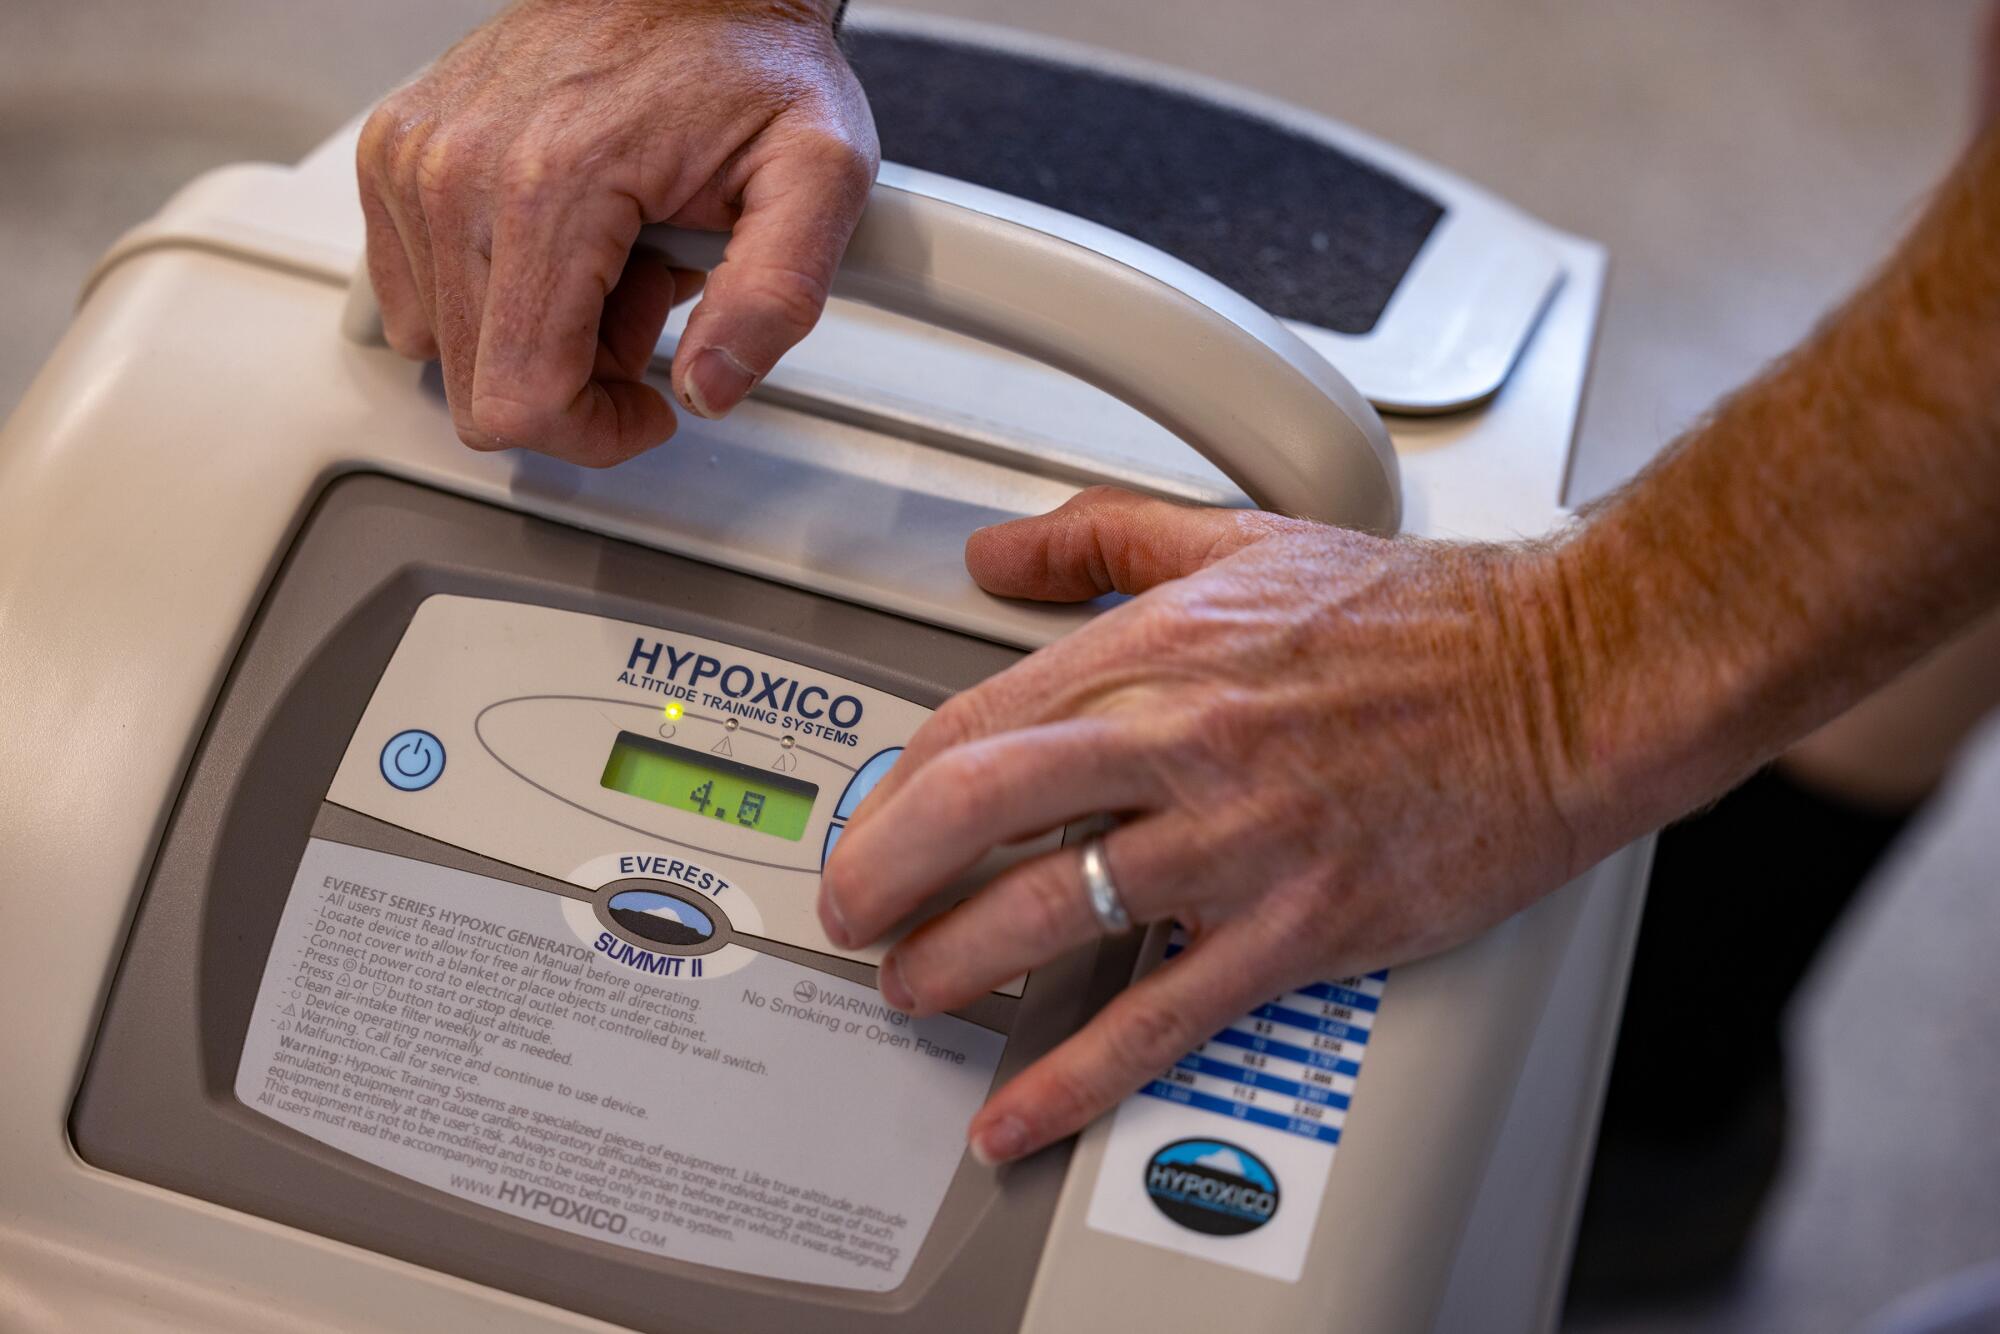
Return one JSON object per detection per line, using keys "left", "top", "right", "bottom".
{"left": 1142, "top": 1138, "right": 1281, "bottom": 1236}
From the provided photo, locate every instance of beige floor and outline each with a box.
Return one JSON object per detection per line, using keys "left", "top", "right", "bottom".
{"left": 3, "top": 2, "right": 1996, "bottom": 1330}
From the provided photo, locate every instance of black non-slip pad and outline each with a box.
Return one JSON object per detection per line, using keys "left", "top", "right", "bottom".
{"left": 846, "top": 30, "right": 1444, "bottom": 336}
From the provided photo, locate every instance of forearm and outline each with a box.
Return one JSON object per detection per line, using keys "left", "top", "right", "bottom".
{"left": 1550, "top": 124, "right": 2000, "bottom": 839}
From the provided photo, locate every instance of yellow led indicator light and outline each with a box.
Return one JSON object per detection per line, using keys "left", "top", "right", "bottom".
{"left": 661, "top": 701, "right": 685, "bottom": 722}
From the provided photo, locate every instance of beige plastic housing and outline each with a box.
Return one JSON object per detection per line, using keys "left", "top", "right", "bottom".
{"left": 0, "top": 66, "right": 1635, "bottom": 1334}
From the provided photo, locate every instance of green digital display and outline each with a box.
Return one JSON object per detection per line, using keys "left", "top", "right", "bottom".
{"left": 599, "top": 731, "right": 818, "bottom": 842}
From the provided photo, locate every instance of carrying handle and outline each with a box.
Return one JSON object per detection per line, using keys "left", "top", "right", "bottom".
{"left": 344, "top": 163, "right": 1400, "bottom": 532}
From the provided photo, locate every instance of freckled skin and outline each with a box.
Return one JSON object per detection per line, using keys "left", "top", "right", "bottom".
{"left": 356, "top": 0, "right": 874, "bottom": 465}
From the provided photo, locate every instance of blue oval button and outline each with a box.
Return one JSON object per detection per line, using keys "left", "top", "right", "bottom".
{"left": 834, "top": 747, "right": 903, "bottom": 820}
{"left": 380, "top": 729, "right": 446, "bottom": 791}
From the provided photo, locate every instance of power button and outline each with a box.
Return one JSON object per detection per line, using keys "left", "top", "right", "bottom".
{"left": 380, "top": 729, "right": 446, "bottom": 791}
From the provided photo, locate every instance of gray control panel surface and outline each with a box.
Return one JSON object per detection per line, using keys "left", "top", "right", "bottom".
{"left": 72, "top": 475, "right": 1140, "bottom": 1333}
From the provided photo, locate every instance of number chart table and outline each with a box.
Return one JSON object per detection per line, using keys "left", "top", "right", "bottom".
{"left": 1140, "top": 934, "right": 1387, "bottom": 1147}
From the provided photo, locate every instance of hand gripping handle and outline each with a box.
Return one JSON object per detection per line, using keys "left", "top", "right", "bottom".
{"left": 344, "top": 163, "right": 1401, "bottom": 532}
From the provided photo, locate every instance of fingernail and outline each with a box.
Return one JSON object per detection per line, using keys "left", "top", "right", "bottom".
{"left": 879, "top": 954, "right": 915, "bottom": 1012}
{"left": 970, "top": 1116, "right": 1029, "bottom": 1167}
{"left": 681, "top": 346, "right": 756, "bottom": 419}
{"left": 819, "top": 888, "right": 853, "bottom": 950}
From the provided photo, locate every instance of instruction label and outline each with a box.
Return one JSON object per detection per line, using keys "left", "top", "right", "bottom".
{"left": 236, "top": 838, "right": 1003, "bottom": 1291}
{"left": 1085, "top": 933, "right": 1386, "bottom": 1283}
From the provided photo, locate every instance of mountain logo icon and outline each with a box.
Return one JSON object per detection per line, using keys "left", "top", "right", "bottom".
{"left": 1143, "top": 1138, "right": 1281, "bottom": 1236}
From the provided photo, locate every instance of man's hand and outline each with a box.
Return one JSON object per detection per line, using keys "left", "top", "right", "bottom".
{"left": 819, "top": 114, "right": 2000, "bottom": 1168}
{"left": 817, "top": 487, "right": 1615, "bottom": 1166}
{"left": 357, "top": 0, "right": 876, "bottom": 466}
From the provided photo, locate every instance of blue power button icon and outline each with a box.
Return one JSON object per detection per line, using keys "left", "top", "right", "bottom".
{"left": 380, "top": 729, "right": 446, "bottom": 791}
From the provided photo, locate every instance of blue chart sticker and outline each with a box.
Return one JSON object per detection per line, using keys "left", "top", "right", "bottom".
{"left": 1089, "top": 934, "right": 1385, "bottom": 1281}
{"left": 1138, "top": 932, "right": 1386, "bottom": 1145}
{"left": 1144, "top": 1138, "right": 1281, "bottom": 1236}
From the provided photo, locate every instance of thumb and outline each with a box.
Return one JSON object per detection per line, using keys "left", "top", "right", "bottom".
{"left": 671, "top": 132, "right": 874, "bottom": 419}
{"left": 966, "top": 487, "right": 1279, "bottom": 602}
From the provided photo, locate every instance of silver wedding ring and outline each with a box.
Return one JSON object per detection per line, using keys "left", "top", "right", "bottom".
{"left": 1080, "top": 837, "right": 1133, "bottom": 936}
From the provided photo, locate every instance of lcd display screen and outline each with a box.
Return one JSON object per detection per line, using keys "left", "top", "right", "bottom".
{"left": 599, "top": 731, "right": 818, "bottom": 842}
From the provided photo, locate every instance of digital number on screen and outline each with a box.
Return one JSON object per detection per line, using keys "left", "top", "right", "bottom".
{"left": 599, "top": 731, "right": 818, "bottom": 842}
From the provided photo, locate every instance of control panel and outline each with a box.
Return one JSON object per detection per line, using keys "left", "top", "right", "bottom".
{"left": 72, "top": 478, "right": 1121, "bottom": 1333}
{"left": 326, "top": 595, "right": 1047, "bottom": 984}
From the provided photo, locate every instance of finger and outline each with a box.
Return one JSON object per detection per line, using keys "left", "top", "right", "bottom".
{"left": 593, "top": 250, "right": 684, "bottom": 383}
{"left": 384, "top": 186, "right": 444, "bottom": 363}
{"left": 472, "top": 184, "right": 677, "bottom": 465}
{"left": 839, "top": 604, "right": 1163, "bottom": 833}
{"left": 844, "top": 490, "right": 1275, "bottom": 830}
{"left": 356, "top": 105, "right": 443, "bottom": 361}
{"left": 818, "top": 719, "right": 1159, "bottom": 949}
{"left": 668, "top": 266, "right": 706, "bottom": 309}
{"left": 359, "top": 174, "right": 438, "bottom": 360}
{"left": 967, "top": 486, "right": 1280, "bottom": 602}
{"left": 671, "top": 131, "right": 873, "bottom": 418}
{"left": 968, "top": 918, "right": 1294, "bottom": 1165}
{"left": 881, "top": 815, "right": 1213, "bottom": 1017}
{"left": 414, "top": 149, "right": 493, "bottom": 445}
